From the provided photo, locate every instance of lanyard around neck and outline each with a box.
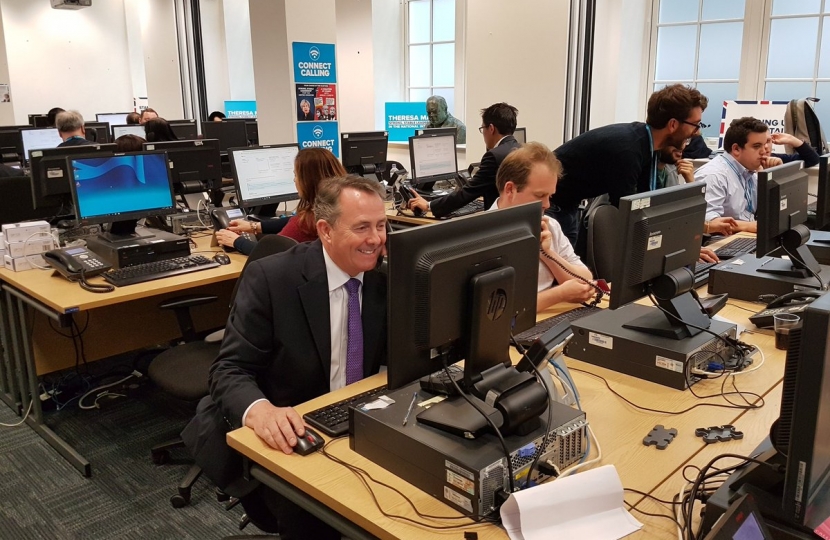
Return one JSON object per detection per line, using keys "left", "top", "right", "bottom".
{"left": 646, "top": 125, "right": 657, "bottom": 191}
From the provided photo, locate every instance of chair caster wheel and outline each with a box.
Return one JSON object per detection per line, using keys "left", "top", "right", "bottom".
{"left": 170, "top": 494, "right": 190, "bottom": 508}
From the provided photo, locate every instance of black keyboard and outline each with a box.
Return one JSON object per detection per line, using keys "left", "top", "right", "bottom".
{"left": 714, "top": 237, "right": 756, "bottom": 260}
{"left": 694, "top": 261, "right": 718, "bottom": 287}
{"left": 303, "top": 385, "right": 389, "bottom": 437}
{"left": 443, "top": 199, "right": 485, "bottom": 219}
{"left": 514, "top": 305, "right": 601, "bottom": 347}
{"left": 102, "top": 255, "right": 219, "bottom": 287}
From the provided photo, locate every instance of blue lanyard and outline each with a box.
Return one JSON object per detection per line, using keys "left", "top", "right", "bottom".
{"left": 721, "top": 155, "right": 755, "bottom": 215}
{"left": 646, "top": 125, "right": 657, "bottom": 191}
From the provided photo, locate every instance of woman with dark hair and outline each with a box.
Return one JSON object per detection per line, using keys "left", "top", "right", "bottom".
{"left": 143, "top": 118, "right": 178, "bottom": 142}
{"left": 46, "top": 107, "right": 64, "bottom": 127}
{"left": 114, "top": 134, "right": 146, "bottom": 152}
{"left": 208, "top": 111, "right": 226, "bottom": 122}
{"left": 215, "top": 148, "right": 346, "bottom": 253}
{"left": 126, "top": 112, "right": 141, "bottom": 125}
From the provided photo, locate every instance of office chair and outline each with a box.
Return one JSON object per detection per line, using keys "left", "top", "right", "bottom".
{"left": 585, "top": 201, "right": 618, "bottom": 281}
{"left": 148, "top": 234, "right": 298, "bottom": 508}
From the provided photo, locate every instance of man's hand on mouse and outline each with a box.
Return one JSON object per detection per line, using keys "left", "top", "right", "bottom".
{"left": 245, "top": 401, "right": 306, "bottom": 454}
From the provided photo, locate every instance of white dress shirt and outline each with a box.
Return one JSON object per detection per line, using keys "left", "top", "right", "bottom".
{"left": 694, "top": 153, "right": 757, "bottom": 222}
{"left": 241, "top": 248, "right": 364, "bottom": 425}
{"left": 488, "top": 199, "right": 586, "bottom": 291}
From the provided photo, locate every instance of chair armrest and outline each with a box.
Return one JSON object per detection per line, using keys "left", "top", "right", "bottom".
{"left": 158, "top": 294, "right": 219, "bottom": 311}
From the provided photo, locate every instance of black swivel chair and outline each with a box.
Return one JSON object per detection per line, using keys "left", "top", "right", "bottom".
{"left": 585, "top": 199, "right": 618, "bottom": 281}
{"left": 148, "top": 234, "right": 298, "bottom": 508}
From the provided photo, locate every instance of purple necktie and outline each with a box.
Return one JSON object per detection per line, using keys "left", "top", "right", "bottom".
{"left": 345, "top": 278, "right": 363, "bottom": 385}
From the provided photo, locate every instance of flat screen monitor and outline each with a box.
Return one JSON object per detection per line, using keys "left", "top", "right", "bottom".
{"left": 21, "top": 128, "right": 63, "bottom": 162}
{"left": 229, "top": 144, "right": 299, "bottom": 207}
{"left": 29, "top": 143, "right": 116, "bottom": 208}
{"left": 202, "top": 120, "right": 248, "bottom": 153}
{"left": 755, "top": 161, "right": 819, "bottom": 279}
{"left": 814, "top": 154, "right": 830, "bottom": 230}
{"left": 143, "top": 139, "right": 222, "bottom": 193}
{"left": 95, "top": 112, "right": 131, "bottom": 129}
{"left": 609, "top": 182, "right": 709, "bottom": 339}
{"left": 340, "top": 131, "right": 388, "bottom": 175}
{"left": 245, "top": 120, "right": 259, "bottom": 145}
{"left": 415, "top": 127, "right": 457, "bottom": 138}
{"left": 408, "top": 132, "right": 458, "bottom": 188}
{"left": 168, "top": 120, "right": 198, "bottom": 141}
{"left": 112, "top": 124, "right": 147, "bottom": 139}
{"left": 29, "top": 114, "right": 49, "bottom": 128}
{"left": 0, "top": 125, "right": 28, "bottom": 160}
{"left": 84, "top": 122, "right": 111, "bottom": 144}
{"left": 513, "top": 127, "right": 527, "bottom": 144}
{"left": 728, "top": 292, "right": 830, "bottom": 531}
{"left": 68, "top": 151, "right": 176, "bottom": 236}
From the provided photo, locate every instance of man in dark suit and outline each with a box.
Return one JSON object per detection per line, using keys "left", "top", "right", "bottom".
{"left": 406, "top": 102, "right": 521, "bottom": 218}
{"left": 55, "top": 111, "right": 93, "bottom": 147}
{"left": 182, "top": 175, "right": 388, "bottom": 539}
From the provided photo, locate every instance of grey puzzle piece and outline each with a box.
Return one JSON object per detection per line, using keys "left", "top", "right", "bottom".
{"left": 643, "top": 425, "right": 677, "bottom": 450}
{"left": 695, "top": 425, "right": 744, "bottom": 444}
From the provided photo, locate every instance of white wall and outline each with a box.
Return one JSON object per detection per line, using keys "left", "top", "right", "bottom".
{"left": 1, "top": 0, "right": 134, "bottom": 124}
{"left": 590, "top": 0, "right": 650, "bottom": 128}
{"left": 223, "top": 0, "right": 255, "bottom": 101}
{"left": 137, "top": 0, "right": 184, "bottom": 118}
{"left": 336, "top": 0, "right": 374, "bottom": 133}
{"left": 371, "top": 0, "right": 403, "bottom": 132}
{"left": 124, "top": 0, "right": 149, "bottom": 101}
{"left": 0, "top": 6, "right": 13, "bottom": 126}
{"left": 465, "top": 0, "right": 571, "bottom": 159}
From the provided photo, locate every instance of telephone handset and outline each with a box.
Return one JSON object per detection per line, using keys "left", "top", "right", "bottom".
{"left": 211, "top": 207, "right": 256, "bottom": 252}
{"left": 44, "top": 246, "right": 111, "bottom": 281}
{"left": 765, "top": 290, "right": 822, "bottom": 309}
{"left": 375, "top": 221, "right": 393, "bottom": 273}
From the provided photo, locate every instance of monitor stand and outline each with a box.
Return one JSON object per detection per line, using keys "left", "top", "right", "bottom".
{"left": 99, "top": 219, "right": 154, "bottom": 243}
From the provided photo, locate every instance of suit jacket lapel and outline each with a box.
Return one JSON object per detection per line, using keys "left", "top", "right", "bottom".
{"left": 361, "top": 271, "right": 387, "bottom": 375}
{"left": 298, "top": 241, "right": 332, "bottom": 381}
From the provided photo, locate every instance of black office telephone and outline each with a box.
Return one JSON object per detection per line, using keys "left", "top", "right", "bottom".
{"left": 44, "top": 246, "right": 111, "bottom": 281}
{"left": 748, "top": 291, "right": 823, "bottom": 328}
{"left": 211, "top": 206, "right": 256, "bottom": 252}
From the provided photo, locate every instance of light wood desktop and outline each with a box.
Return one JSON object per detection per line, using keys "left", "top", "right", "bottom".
{"left": 228, "top": 279, "right": 783, "bottom": 539}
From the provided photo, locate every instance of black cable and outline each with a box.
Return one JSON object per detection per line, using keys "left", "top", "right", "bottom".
{"left": 624, "top": 487, "right": 681, "bottom": 506}
{"left": 570, "top": 368, "right": 764, "bottom": 415}
{"left": 441, "top": 357, "right": 516, "bottom": 494}
{"left": 78, "top": 268, "right": 114, "bottom": 293}
{"left": 510, "top": 334, "right": 555, "bottom": 488}
{"left": 727, "top": 302, "right": 759, "bottom": 314}
{"left": 624, "top": 499, "right": 683, "bottom": 530}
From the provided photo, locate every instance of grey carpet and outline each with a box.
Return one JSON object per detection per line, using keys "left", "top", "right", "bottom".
{"left": 0, "top": 380, "right": 267, "bottom": 540}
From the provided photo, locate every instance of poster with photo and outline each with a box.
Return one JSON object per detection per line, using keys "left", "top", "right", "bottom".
{"left": 0, "top": 84, "right": 10, "bottom": 103}
{"left": 296, "top": 84, "right": 337, "bottom": 121}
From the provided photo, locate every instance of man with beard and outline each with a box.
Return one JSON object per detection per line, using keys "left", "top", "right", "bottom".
{"left": 548, "top": 84, "right": 709, "bottom": 247}
{"left": 657, "top": 140, "right": 695, "bottom": 188}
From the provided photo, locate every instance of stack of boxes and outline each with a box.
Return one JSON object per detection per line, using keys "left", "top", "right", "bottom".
{"left": 2, "top": 221, "right": 56, "bottom": 272}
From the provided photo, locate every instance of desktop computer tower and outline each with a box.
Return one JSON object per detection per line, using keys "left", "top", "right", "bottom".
{"left": 708, "top": 256, "right": 829, "bottom": 302}
{"left": 350, "top": 381, "right": 587, "bottom": 518}
{"left": 565, "top": 304, "right": 738, "bottom": 390}
{"left": 86, "top": 227, "right": 191, "bottom": 269}
{"left": 806, "top": 230, "right": 830, "bottom": 264}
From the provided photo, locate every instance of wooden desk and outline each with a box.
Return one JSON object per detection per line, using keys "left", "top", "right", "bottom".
{"left": 228, "top": 290, "right": 784, "bottom": 539}
{"left": 0, "top": 234, "right": 245, "bottom": 476}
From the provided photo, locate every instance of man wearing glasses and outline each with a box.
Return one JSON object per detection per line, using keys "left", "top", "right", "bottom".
{"left": 406, "top": 102, "right": 521, "bottom": 218}
{"left": 548, "top": 84, "right": 710, "bottom": 247}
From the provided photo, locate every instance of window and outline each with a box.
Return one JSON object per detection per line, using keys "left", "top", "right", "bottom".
{"left": 650, "top": 0, "right": 746, "bottom": 138}
{"left": 405, "top": 0, "right": 457, "bottom": 116}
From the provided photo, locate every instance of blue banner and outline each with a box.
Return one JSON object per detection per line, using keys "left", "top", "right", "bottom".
{"left": 292, "top": 42, "right": 337, "bottom": 84}
{"left": 224, "top": 100, "right": 257, "bottom": 119}
{"left": 297, "top": 121, "right": 340, "bottom": 158}
{"left": 385, "top": 102, "right": 428, "bottom": 142}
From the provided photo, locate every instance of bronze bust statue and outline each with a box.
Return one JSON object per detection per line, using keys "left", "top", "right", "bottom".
{"left": 426, "top": 95, "right": 466, "bottom": 144}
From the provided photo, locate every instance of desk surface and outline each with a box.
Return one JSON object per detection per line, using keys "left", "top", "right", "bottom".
{"left": 228, "top": 285, "right": 782, "bottom": 539}
{"left": 0, "top": 234, "right": 245, "bottom": 313}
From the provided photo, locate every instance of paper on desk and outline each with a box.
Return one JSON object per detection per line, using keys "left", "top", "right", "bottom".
{"left": 500, "top": 464, "right": 642, "bottom": 540}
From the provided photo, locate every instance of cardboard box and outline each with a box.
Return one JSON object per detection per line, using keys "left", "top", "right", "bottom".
{"left": 1, "top": 221, "right": 51, "bottom": 243}
{"left": 4, "top": 254, "right": 47, "bottom": 272}
{"left": 5, "top": 237, "right": 55, "bottom": 258}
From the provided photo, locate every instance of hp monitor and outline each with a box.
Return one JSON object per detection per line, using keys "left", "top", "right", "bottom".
{"left": 112, "top": 125, "right": 147, "bottom": 139}
{"left": 229, "top": 144, "right": 299, "bottom": 207}
{"left": 68, "top": 151, "right": 176, "bottom": 239}
{"left": 755, "top": 161, "right": 819, "bottom": 279}
{"left": 21, "top": 128, "right": 63, "bottom": 162}
{"left": 408, "top": 132, "right": 458, "bottom": 191}
{"left": 29, "top": 144, "right": 115, "bottom": 209}
{"left": 202, "top": 120, "right": 248, "bottom": 152}
{"left": 387, "top": 202, "right": 544, "bottom": 435}
{"left": 340, "top": 131, "right": 388, "bottom": 177}
{"left": 143, "top": 139, "right": 222, "bottom": 194}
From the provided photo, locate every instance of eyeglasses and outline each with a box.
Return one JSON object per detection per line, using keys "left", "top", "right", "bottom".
{"left": 677, "top": 119, "right": 710, "bottom": 132}
{"left": 478, "top": 125, "right": 490, "bottom": 133}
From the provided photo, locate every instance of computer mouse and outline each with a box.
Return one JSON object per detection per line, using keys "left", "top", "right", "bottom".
{"left": 213, "top": 252, "right": 231, "bottom": 265}
{"left": 293, "top": 427, "right": 325, "bottom": 456}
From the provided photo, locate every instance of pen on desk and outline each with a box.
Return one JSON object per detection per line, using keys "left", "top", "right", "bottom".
{"left": 402, "top": 392, "right": 418, "bottom": 426}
